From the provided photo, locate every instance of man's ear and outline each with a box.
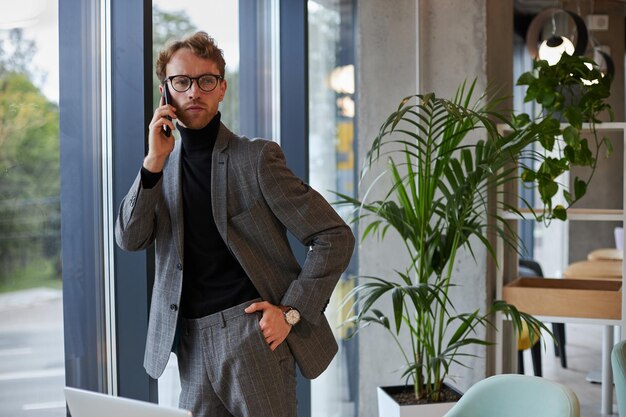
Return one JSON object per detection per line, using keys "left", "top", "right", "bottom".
{"left": 219, "top": 79, "right": 227, "bottom": 102}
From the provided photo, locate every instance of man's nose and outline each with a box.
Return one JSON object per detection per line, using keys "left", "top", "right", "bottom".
{"left": 187, "top": 80, "right": 201, "bottom": 98}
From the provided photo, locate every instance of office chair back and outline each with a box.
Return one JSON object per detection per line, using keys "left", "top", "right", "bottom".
{"left": 443, "top": 374, "right": 579, "bottom": 417}
{"left": 612, "top": 339, "right": 626, "bottom": 416}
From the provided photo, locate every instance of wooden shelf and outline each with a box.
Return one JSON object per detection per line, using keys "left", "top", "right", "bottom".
{"left": 497, "top": 122, "right": 626, "bottom": 134}
{"left": 503, "top": 277, "right": 622, "bottom": 320}
{"left": 499, "top": 208, "right": 623, "bottom": 221}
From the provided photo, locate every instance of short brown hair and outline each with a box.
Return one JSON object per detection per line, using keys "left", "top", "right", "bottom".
{"left": 156, "top": 31, "right": 226, "bottom": 80}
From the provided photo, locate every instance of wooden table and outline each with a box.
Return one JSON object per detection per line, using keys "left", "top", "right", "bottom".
{"left": 561, "top": 254, "right": 622, "bottom": 413}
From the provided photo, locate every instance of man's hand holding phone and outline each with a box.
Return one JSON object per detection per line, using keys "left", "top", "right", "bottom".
{"left": 145, "top": 84, "right": 176, "bottom": 173}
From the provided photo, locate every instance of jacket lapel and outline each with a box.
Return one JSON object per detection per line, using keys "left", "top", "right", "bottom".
{"left": 163, "top": 140, "right": 184, "bottom": 262}
{"left": 212, "top": 123, "right": 230, "bottom": 243}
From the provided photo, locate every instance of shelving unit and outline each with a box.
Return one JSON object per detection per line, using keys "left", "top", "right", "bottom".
{"left": 494, "top": 122, "right": 626, "bottom": 415}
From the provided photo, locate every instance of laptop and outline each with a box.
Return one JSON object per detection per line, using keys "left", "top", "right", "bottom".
{"left": 65, "top": 387, "right": 192, "bottom": 417}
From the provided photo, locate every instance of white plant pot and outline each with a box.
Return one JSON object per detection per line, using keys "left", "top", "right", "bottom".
{"left": 377, "top": 386, "right": 458, "bottom": 417}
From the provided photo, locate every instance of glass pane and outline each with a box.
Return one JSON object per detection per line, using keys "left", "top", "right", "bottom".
{"left": 0, "top": 1, "right": 63, "bottom": 416}
{"left": 151, "top": 0, "right": 240, "bottom": 407}
{"left": 308, "top": 1, "right": 357, "bottom": 417}
{"left": 513, "top": 38, "right": 569, "bottom": 278}
{"left": 152, "top": 1, "right": 240, "bottom": 132}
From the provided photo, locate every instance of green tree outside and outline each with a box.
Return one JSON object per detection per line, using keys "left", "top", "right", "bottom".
{"left": 0, "top": 10, "right": 242, "bottom": 292}
{"left": 0, "top": 29, "right": 60, "bottom": 292}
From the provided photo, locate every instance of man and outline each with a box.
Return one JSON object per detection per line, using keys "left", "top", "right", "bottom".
{"left": 115, "top": 31, "right": 354, "bottom": 417}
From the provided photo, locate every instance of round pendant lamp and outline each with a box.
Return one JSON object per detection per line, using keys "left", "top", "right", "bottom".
{"left": 595, "top": 49, "right": 615, "bottom": 80}
{"left": 526, "top": 7, "right": 588, "bottom": 64}
{"left": 538, "top": 35, "right": 575, "bottom": 65}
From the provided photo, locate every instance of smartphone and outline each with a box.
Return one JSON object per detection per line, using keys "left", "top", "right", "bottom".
{"left": 162, "top": 84, "right": 172, "bottom": 137}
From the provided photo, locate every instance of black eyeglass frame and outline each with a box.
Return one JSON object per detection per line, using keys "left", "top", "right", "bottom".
{"left": 162, "top": 73, "right": 224, "bottom": 93}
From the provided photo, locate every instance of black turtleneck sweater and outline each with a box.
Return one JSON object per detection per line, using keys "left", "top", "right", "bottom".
{"left": 141, "top": 113, "right": 259, "bottom": 318}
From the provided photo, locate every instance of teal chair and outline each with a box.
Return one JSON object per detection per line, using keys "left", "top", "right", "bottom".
{"left": 444, "top": 374, "right": 579, "bottom": 417}
{"left": 612, "top": 339, "right": 626, "bottom": 416}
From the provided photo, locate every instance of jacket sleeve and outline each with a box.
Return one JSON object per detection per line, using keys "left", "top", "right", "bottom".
{"left": 115, "top": 170, "right": 164, "bottom": 252}
{"left": 256, "top": 141, "right": 355, "bottom": 326}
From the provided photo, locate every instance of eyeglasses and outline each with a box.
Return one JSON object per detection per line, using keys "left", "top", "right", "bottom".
{"left": 163, "top": 73, "right": 223, "bottom": 93}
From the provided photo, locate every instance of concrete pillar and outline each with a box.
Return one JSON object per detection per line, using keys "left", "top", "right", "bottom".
{"left": 356, "top": 1, "right": 514, "bottom": 415}
{"left": 356, "top": 1, "right": 417, "bottom": 416}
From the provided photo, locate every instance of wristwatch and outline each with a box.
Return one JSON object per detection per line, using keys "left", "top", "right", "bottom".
{"left": 283, "top": 306, "right": 301, "bottom": 326}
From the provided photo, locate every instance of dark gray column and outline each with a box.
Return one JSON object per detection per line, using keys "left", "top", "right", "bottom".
{"left": 110, "top": 0, "right": 157, "bottom": 402}
{"left": 238, "top": 0, "right": 261, "bottom": 138}
{"left": 280, "top": 2, "right": 311, "bottom": 417}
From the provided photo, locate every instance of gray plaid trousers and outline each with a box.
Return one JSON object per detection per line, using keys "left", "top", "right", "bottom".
{"left": 177, "top": 299, "right": 296, "bottom": 417}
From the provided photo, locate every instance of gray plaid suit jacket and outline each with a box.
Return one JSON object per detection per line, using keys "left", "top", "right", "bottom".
{"left": 115, "top": 123, "right": 355, "bottom": 380}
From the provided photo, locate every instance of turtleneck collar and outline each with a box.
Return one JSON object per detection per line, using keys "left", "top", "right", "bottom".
{"left": 179, "top": 112, "right": 221, "bottom": 154}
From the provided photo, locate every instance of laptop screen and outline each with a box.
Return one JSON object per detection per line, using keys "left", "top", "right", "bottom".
{"left": 65, "top": 387, "right": 192, "bottom": 417}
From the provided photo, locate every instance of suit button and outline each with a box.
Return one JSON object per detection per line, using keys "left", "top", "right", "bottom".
{"left": 177, "top": 263, "right": 183, "bottom": 271}
{"left": 170, "top": 304, "right": 178, "bottom": 312}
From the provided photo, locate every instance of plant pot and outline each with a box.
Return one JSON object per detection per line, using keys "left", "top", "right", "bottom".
{"left": 376, "top": 384, "right": 461, "bottom": 417}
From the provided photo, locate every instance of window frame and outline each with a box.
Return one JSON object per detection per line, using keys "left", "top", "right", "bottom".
{"left": 60, "top": 0, "right": 157, "bottom": 401}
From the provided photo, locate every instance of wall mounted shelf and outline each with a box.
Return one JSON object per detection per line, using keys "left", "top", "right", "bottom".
{"left": 495, "top": 122, "right": 626, "bottom": 415}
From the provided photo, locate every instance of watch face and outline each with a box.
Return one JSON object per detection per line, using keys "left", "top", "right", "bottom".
{"left": 285, "top": 308, "right": 301, "bottom": 325}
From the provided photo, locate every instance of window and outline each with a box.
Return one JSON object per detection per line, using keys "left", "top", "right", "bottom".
{"left": 152, "top": 1, "right": 240, "bottom": 134}
{"left": 513, "top": 24, "right": 569, "bottom": 278}
{"left": 308, "top": 1, "right": 357, "bottom": 416}
{"left": 0, "top": 1, "right": 64, "bottom": 415}
{"left": 151, "top": 0, "right": 241, "bottom": 406}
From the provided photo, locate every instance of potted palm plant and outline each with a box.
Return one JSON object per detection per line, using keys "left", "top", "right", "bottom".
{"left": 336, "top": 53, "right": 612, "bottom": 417}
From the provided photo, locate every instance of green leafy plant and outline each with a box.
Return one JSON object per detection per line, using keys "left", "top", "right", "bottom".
{"left": 336, "top": 54, "right": 613, "bottom": 403}
{"left": 516, "top": 53, "right": 613, "bottom": 221}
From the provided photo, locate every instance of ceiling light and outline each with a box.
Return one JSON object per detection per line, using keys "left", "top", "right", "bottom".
{"left": 538, "top": 35, "right": 575, "bottom": 65}
{"left": 526, "top": 7, "right": 588, "bottom": 65}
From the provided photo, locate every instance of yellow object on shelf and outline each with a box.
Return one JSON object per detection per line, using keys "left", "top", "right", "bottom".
{"left": 517, "top": 321, "right": 540, "bottom": 351}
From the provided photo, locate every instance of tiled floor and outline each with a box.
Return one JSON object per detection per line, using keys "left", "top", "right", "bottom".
{"left": 520, "top": 323, "right": 616, "bottom": 417}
